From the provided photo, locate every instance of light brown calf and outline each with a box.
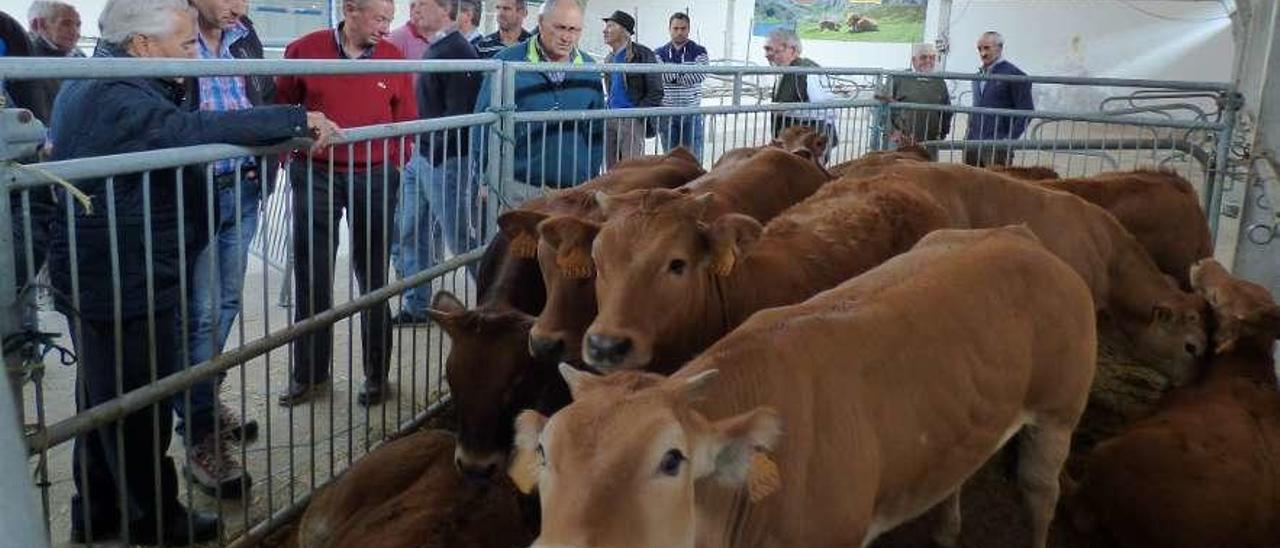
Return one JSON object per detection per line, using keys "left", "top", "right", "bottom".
{"left": 1074, "top": 259, "right": 1280, "bottom": 548}
{"left": 294, "top": 430, "right": 532, "bottom": 548}
{"left": 579, "top": 171, "right": 949, "bottom": 371}
{"left": 856, "top": 162, "right": 1208, "bottom": 383}
{"left": 514, "top": 226, "right": 1097, "bottom": 548}
{"left": 533, "top": 147, "right": 831, "bottom": 366}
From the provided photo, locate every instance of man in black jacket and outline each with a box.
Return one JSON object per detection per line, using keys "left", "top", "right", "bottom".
{"left": 601, "top": 10, "right": 662, "bottom": 168}
{"left": 391, "top": 0, "right": 483, "bottom": 324}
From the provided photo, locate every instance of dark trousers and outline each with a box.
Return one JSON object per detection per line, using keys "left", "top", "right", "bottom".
{"left": 69, "top": 308, "right": 181, "bottom": 537}
{"left": 289, "top": 163, "right": 397, "bottom": 386}
{"left": 964, "top": 147, "right": 1013, "bottom": 167}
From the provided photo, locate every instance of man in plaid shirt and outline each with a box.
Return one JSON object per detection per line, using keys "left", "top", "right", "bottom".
{"left": 176, "top": 0, "right": 277, "bottom": 499}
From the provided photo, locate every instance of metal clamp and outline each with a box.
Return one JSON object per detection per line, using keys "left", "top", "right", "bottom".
{"left": 1246, "top": 223, "right": 1276, "bottom": 245}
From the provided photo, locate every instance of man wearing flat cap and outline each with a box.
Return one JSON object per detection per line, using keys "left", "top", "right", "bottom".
{"left": 601, "top": 9, "right": 663, "bottom": 167}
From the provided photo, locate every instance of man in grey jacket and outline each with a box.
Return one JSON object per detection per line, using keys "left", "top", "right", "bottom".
{"left": 601, "top": 10, "right": 662, "bottom": 168}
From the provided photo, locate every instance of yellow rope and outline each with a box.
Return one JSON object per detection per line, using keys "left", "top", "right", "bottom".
{"left": 4, "top": 161, "right": 93, "bottom": 214}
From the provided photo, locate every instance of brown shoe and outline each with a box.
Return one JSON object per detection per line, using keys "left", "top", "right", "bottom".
{"left": 183, "top": 435, "right": 250, "bottom": 499}
{"left": 217, "top": 402, "right": 259, "bottom": 444}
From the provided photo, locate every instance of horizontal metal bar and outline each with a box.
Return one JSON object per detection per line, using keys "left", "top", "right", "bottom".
{"left": 922, "top": 138, "right": 1212, "bottom": 168}
{"left": 510, "top": 99, "right": 877, "bottom": 123}
{"left": 891, "top": 101, "right": 1225, "bottom": 130}
{"left": 0, "top": 57, "right": 502, "bottom": 80}
{"left": 5, "top": 114, "right": 497, "bottom": 188}
{"left": 26, "top": 249, "right": 483, "bottom": 453}
{"left": 222, "top": 396, "right": 452, "bottom": 548}
{"left": 879, "top": 69, "right": 1233, "bottom": 92}
{"left": 509, "top": 62, "right": 887, "bottom": 76}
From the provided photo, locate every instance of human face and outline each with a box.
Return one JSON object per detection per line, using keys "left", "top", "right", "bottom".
{"left": 417, "top": 0, "right": 450, "bottom": 35}
{"left": 602, "top": 20, "right": 628, "bottom": 49}
{"left": 458, "top": 5, "right": 477, "bottom": 32}
{"left": 128, "top": 9, "right": 198, "bottom": 68}
{"left": 494, "top": 0, "right": 526, "bottom": 33}
{"left": 668, "top": 17, "right": 689, "bottom": 46}
{"left": 977, "top": 35, "right": 1002, "bottom": 67}
{"left": 912, "top": 49, "right": 938, "bottom": 72}
{"left": 190, "top": 0, "right": 241, "bottom": 31}
{"left": 537, "top": 2, "right": 584, "bottom": 62}
{"left": 343, "top": 0, "right": 394, "bottom": 47}
{"left": 37, "top": 5, "right": 82, "bottom": 52}
{"left": 763, "top": 36, "right": 796, "bottom": 66}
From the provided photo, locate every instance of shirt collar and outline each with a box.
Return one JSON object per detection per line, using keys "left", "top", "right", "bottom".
{"left": 981, "top": 57, "right": 1006, "bottom": 72}
{"left": 430, "top": 25, "right": 457, "bottom": 44}
{"left": 334, "top": 22, "right": 376, "bottom": 59}
{"left": 406, "top": 22, "right": 427, "bottom": 42}
{"left": 197, "top": 20, "right": 249, "bottom": 57}
{"left": 527, "top": 35, "right": 584, "bottom": 64}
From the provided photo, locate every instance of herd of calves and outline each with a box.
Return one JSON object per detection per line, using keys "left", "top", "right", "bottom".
{"left": 290, "top": 129, "right": 1280, "bottom": 548}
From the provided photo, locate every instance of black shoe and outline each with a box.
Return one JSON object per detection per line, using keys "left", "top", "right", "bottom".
{"left": 128, "top": 508, "right": 220, "bottom": 546}
{"left": 278, "top": 379, "right": 327, "bottom": 407}
{"left": 391, "top": 310, "right": 431, "bottom": 326}
{"left": 357, "top": 381, "right": 387, "bottom": 407}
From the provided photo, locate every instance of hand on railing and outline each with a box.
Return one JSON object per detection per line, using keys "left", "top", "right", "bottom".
{"left": 305, "top": 111, "right": 342, "bottom": 152}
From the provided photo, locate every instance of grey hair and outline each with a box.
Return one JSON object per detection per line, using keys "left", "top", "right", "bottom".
{"left": 911, "top": 42, "right": 937, "bottom": 57}
{"left": 344, "top": 0, "right": 394, "bottom": 9}
{"left": 539, "top": 0, "right": 582, "bottom": 18}
{"left": 28, "top": 0, "right": 75, "bottom": 26}
{"left": 767, "top": 27, "right": 801, "bottom": 54}
{"left": 980, "top": 31, "right": 1004, "bottom": 46}
{"left": 98, "top": 0, "right": 193, "bottom": 44}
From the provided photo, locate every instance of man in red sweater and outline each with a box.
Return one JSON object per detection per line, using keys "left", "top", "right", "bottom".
{"left": 276, "top": 0, "right": 417, "bottom": 407}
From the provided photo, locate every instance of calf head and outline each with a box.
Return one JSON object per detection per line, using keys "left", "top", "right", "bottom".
{"left": 1129, "top": 287, "right": 1208, "bottom": 386}
{"left": 531, "top": 215, "right": 603, "bottom": 363}
{"left": 771, "top": 125, "right": 830, "bottom": 166}
{"left": 1190, "top": 258, "right": 1280, "bottom": 355}
{"left": 512, "top": 366, "right": 782, "bottom": 548}
{"left": 430, "top": 292, "right": 554, "bottom": 482}
{"left": 585, "top": 189, "right": 763, "bottom": 371}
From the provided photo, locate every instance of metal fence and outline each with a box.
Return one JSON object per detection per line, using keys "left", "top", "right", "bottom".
{"left": 0, "top": 57, "right": 1237, "bottom": 547}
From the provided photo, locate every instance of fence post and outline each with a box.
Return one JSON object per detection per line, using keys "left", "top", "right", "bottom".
{"left": 0, "top": 108, "right": 44, "bottom": 423}
{"left": 1207, "top": 90, "right": 1243, "bottom": 241}
{"left": 500, "top": 64, "right": 517, "bottom": 207}
{"left": 732, "top": 72, "right": 743, "bottom": 107}
{"left": 870, "top": 72, "right": 891, "bottom": 152}
{"left": 485, "top": 62, "right": 507, "bottom": 236}
{"left": 0, "top": 365, "right": 47, "bottom": 548}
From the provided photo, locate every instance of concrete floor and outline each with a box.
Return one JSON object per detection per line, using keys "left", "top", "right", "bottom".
{"left": 15, "top": 110, "right": 1221, "bottom": 547}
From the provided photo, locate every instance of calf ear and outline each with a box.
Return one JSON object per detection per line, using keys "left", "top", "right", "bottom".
{"left": 539, "top": 216, "right": 601, "bottom": 279}
{"left": 705, "top": 214, "right": 764, "bottom": 276}
{"left": 509, "top": 410, "right": 549, "bottom": 494}
{"left": 559, "top": 362, "right": 603, "bottom": 400}
{"left": 431, "top": 291, "right": 465, "bottom": 314}
{"left": 425, "top": 293, "right": 469, "bottom": 337}
{"left": 708, "top": 408, "right": 783, "bottom": 502}
{"left": 498, "top": 210, "right": 550, "bottom": 259}
{"left": 668, "top": 146, "right": 699, "bottom": 165}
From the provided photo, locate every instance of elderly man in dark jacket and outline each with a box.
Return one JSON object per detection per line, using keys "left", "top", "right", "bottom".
{"left": 48, "top": 0, "right": 336, "bottom": 543}
{"left": 601, "top": 10, "right": 662, "bottom": 168}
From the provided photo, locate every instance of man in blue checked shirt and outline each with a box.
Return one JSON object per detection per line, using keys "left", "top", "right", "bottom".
{"left": 655, "top": 11, "right": 708, "bottom": 161}
{"left": 175, "top": 0, "right": 277, "bottom": 500}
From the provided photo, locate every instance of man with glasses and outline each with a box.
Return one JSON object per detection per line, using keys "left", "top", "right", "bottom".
{"left": 764, "top": 27, "right": 837, "bottom": 163}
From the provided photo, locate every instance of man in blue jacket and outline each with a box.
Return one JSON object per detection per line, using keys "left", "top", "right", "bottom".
{"left": 49, "top": 0, "right": 337, "bottom": 542}
{"left": 473, "top": 0, "right": 604, "bottom": 204}
{"left": 965, "top": 31, "right": 1034, "bottom": 167}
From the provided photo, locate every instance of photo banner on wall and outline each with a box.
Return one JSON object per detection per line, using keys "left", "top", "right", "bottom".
{"left": 753, "top": 0, "right": 926, "bottom": 44}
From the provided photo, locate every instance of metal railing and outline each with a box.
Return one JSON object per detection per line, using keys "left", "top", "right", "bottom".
{"left": 0, "top": 57, "right": 1239, "bottom": 547}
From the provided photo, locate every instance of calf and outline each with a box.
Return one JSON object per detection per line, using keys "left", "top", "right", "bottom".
{"left": 859, "top": 162, "right": 1207, "bottom": 383}
{"left": 990, "top": 165, "right": 1061, "bottom": 180}
{"left": 1073, "top": 258, "right": 1280, "bottom": 548}
{"left": 1042, "top": 169, "right": 1211, "bottom": 289}
{"left": 294, "top": 429, "right": 532, "bottom": 548}
{"left": 437, "top": 149, "right": 704, "bottom": 479}
{"left": 514, "top": 225, "right": 1097, "bottom": 548}
{"left": 580, "top": 170, "right": 949, "bottom": 371}
{"left": 827, "top": 145, "right": 931, "bottom": 178}
{"left": 531, "top": 147, "right": 831, "bottom": 365}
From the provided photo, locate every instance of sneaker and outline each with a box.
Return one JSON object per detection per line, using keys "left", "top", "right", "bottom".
{"left": 217, "top": 402, "right": 259, "bottom": 444}
{"left": 183, "top": 435, "right": 251, "bottom": 499}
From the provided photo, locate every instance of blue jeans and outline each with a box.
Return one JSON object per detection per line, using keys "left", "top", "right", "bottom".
{"left": 173, "top": 177, "right": 261, "bottom": 441}
{"left": 396, "top": 155, "right": 477, "bottom": 314}
{"left": 659, "top": 115, "right": 705, "bottom": 161}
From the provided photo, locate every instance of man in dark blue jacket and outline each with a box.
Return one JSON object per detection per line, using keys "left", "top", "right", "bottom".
{"left": 49, "top": 0, "right": 337, "bottom": 542}
{"left": 964, "top": 31, "right": 1034, "bottom": 167}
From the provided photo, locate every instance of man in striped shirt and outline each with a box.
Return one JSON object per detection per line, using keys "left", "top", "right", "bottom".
{"left": 654, "top": 12, "right": 707, "bottom": 161}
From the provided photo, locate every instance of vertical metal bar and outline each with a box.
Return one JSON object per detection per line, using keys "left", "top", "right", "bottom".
{"left": 1207, "top": 92, "right": 1240, "bottom": 238}
{"left": 64, "top": 186, "right": 93, "bottom": 545}
{"left": 732, "top": 72, "right": 743, "bottom": 107}
{"left": 500, "top": 65, "right": 517, "bottom": 199}
{"left": 0, "top": 170, "right": 23, "bottom": 427}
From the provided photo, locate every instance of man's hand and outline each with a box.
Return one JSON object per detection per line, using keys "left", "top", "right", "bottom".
{"left": 305, "top": 112, "right": 342, "bottom": 152}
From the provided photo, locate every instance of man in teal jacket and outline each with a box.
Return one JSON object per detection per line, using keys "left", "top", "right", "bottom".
{"left": 473, "top": 0, "right": 604, "bottom": 203}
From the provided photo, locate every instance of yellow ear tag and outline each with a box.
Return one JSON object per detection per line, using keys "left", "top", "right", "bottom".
{"left": 746, "top": 452, "right": 780, "bottom": 503}
{"left": 508, "top": 449, "right": 539, "bottom": 495}
{"left": 508, "top": 231, "right": 539, "bottom": 259}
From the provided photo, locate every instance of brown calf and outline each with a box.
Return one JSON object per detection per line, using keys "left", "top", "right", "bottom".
{"left": 436, "top": 149, "right": 704, "bottom": 479}
{"left": 859, "top": 162, "right": 1208, "bottom": 383}
{"left": 533, "top": 147, "right": 830, "bottom": 366}
{"left": 514, "top": 225, "right": 1097, "bottom": 548}
{"left": 580, "top": 171, "right": 949, "bottom": 371}
{"left": 1074, "top": 259, "right": 1280, "bottom": 548}
{"left": 294, "top": 429, "right": 532, "bottom": 548}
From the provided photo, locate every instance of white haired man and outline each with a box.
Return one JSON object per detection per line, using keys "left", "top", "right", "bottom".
{"left": 765, "top": 27, "right": 837, "bottom": 162}
{"left": 27, "top": 0, "right": 81, "bottom": 56}
{"left": 887, "top": 42, "right": 952, "bottom": 157}
{"left": 966, "top": 30, "right": 1034, "bottom": 166}
{"left": 49, "top": 0, "right": 337, "bottom": 542}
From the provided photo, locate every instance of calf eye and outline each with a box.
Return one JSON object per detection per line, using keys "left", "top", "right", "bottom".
{"left": 668, "top": 259, "right": 687, "bottom": 275}
{"left": 536, "top": 444, "right": 546, "bottom": 466}
{"left": 658, "top": 449, "right": 685, "bottom": 477}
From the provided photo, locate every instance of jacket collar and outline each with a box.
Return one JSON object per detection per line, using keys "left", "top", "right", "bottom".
{"left": 526, "top": 36, "right": 584, "bottom": 64}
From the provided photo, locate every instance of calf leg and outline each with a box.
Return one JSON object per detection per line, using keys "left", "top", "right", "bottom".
{"left": 930, "top": 490, "right": 962, "bottom": 548}
{"left": 1017, "top": 423, "right": 1072, "bottom": 548}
